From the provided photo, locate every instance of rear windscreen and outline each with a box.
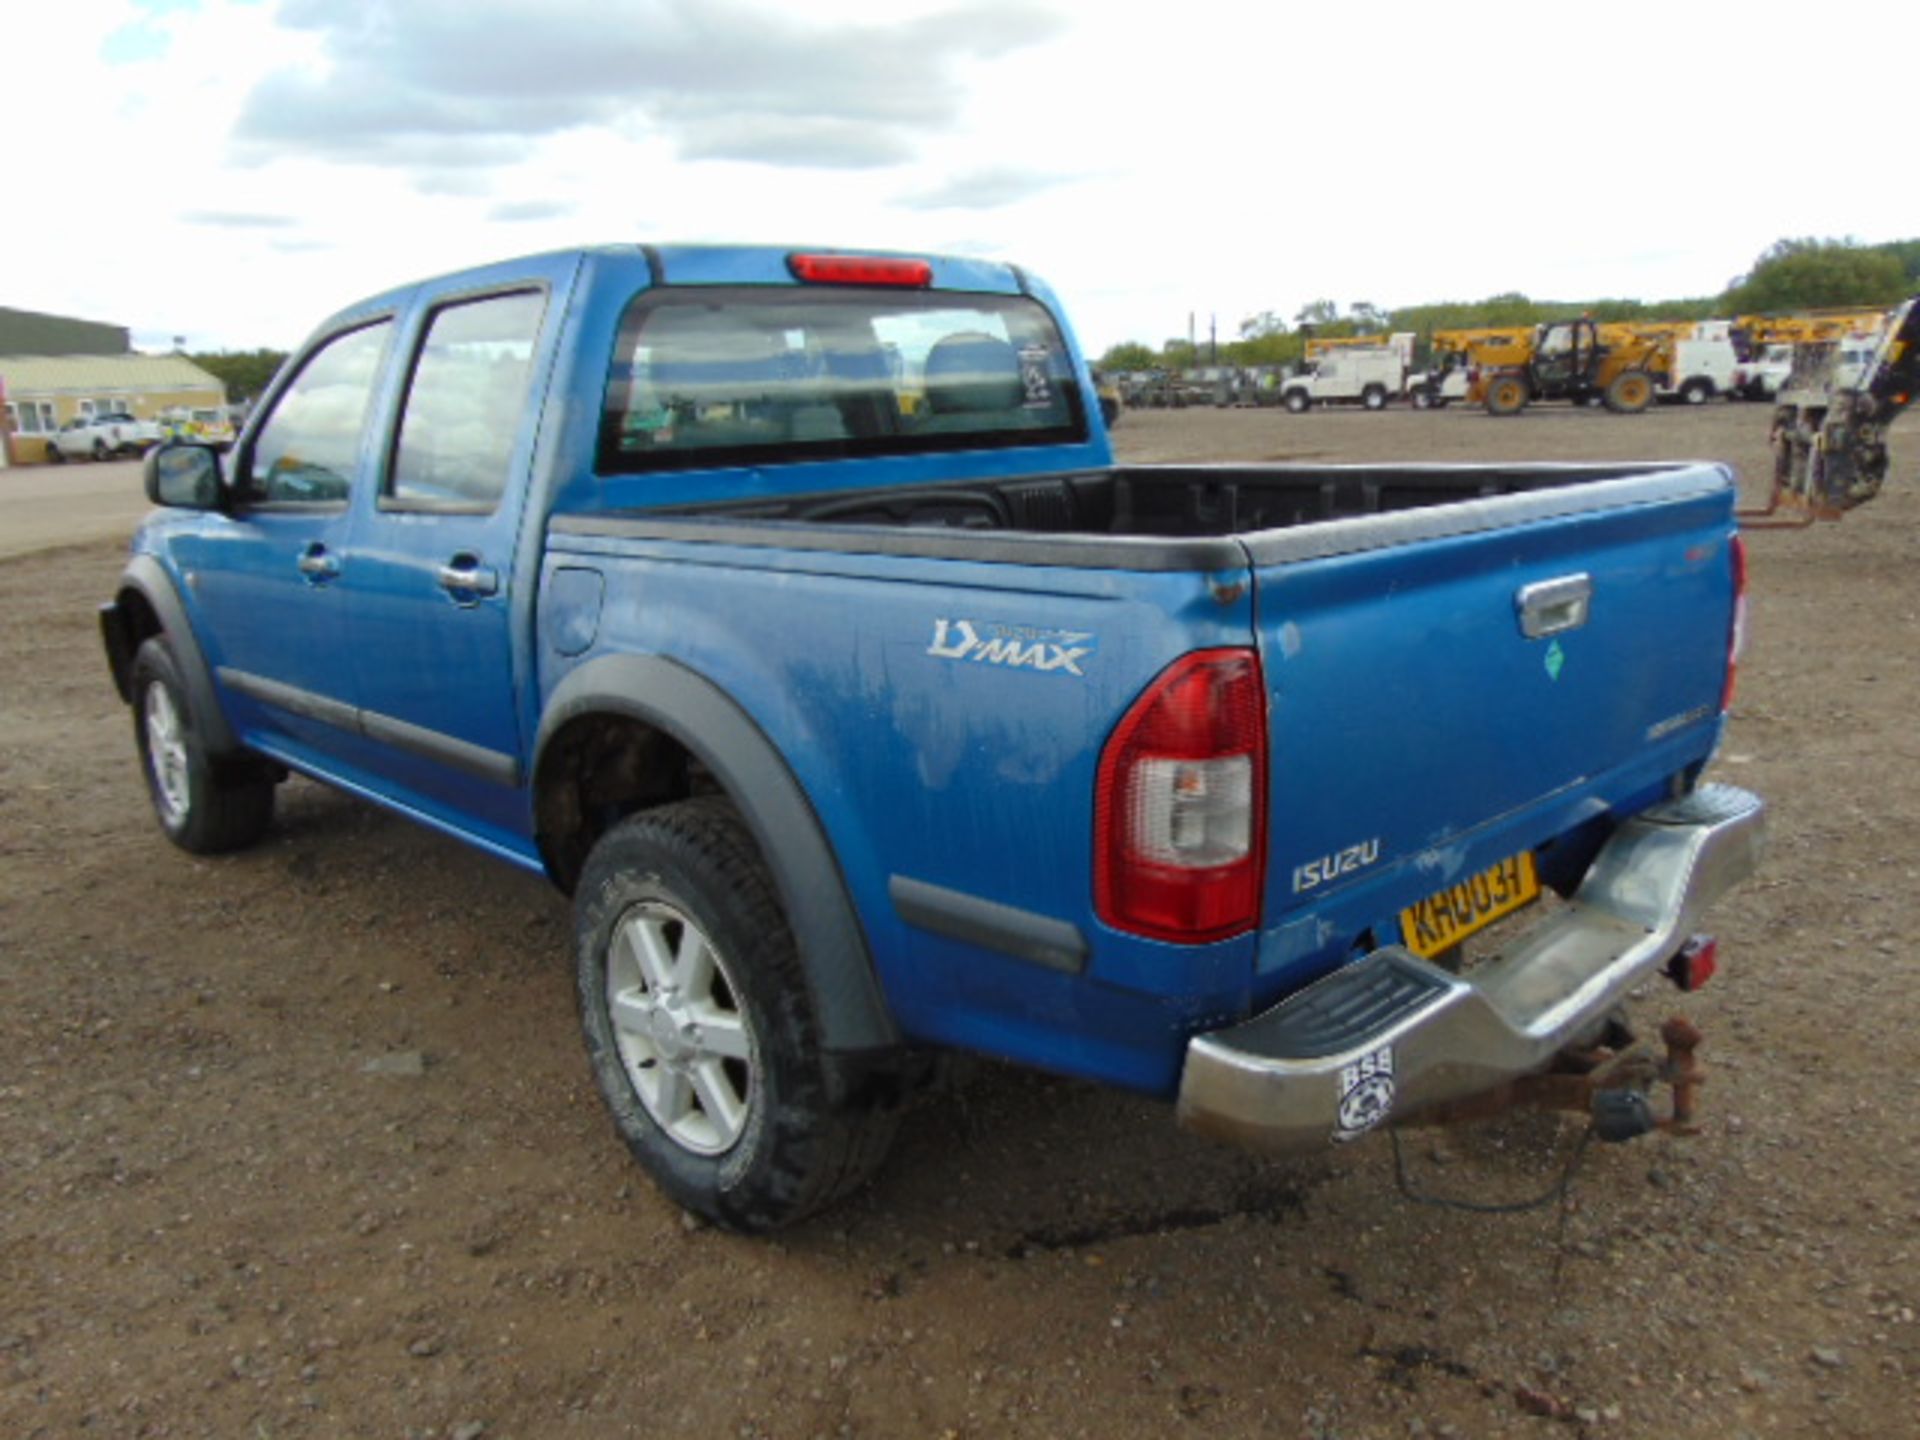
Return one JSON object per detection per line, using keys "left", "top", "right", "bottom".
{"left": 598, "top": 286, "right": 1086, "bottom": 472}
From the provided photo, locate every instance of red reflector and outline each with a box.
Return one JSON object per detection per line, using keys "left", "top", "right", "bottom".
{"left": 1094, "top": 649, "right": 1267, "bottom": 944}
{"left": 788, "top": 254, "right": 933, "bottom": 287}
{"left": 1667, "top": 934, "right": 1718, "bottom": 992}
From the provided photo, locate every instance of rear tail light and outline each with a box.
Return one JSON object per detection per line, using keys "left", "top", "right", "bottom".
{"left": 1095, "top": 649, "right": 1267, "bottom": 943}
{"left": 788, "top": 253, "right": 933, "bottom": 287}
{"left": 1722, "top": 533, "right": 1748, "bottom": 711}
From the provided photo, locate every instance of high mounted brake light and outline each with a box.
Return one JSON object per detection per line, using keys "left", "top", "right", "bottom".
{"left": 788, "top": 254, "right": 933, "bottom": 287}
{"left": 1095, "top": 649, "right": 1267, "bottom": 944}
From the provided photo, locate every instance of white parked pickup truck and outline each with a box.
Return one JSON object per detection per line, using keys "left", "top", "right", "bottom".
{"left": 46, "top": 412, "right": 164, "bottom": 463}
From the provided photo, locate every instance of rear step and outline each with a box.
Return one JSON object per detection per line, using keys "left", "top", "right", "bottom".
{"left": 1176, "top": 785, "right": 1765, "bottom": 1153}
{"left": 1235, "top": 951, "right": 1449, "bottom": 1060}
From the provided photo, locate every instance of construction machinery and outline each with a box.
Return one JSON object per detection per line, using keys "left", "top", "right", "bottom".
{"left": 1405, "top": 327, "right": 1534, "bottom": 409}
{"left": 1735, "top": 308, "right": 1889, "bottom": 355}
{"left": 1596, "top": 320, "right": 1741, "bottom": 405}
{"left": 1754, "top": 294, "right": 1919, "bottom": 524}
{"left": 1470, "top": 318, "right": 1668, "bottom": 416}
{"left": 1730, "top": 311, "right": 1889, "bottom": 399}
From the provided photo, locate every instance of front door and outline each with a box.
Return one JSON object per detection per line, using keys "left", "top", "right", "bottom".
{"left": 179, "top": 319, "right": 395, "bottom": 762}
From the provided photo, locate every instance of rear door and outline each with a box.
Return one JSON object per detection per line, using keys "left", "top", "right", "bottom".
{"left": 1250, "top": 470, "right": 1738, "bottom": 930}
{"left": 341, "top": 258, "right": 573, "bottom": 829}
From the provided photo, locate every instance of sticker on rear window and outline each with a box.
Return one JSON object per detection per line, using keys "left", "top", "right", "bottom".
{"left": 1018, "top": 346, "right": 1053, "bottom": 408}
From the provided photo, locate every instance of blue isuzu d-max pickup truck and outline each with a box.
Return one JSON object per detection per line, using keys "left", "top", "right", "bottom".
{"left": 101, "top": 245, "right": 1764, "bottom": 1230}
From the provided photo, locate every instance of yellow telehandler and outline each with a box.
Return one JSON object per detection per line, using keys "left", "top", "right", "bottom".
{"left": 1469, "top": 318, "right": 1668, "bottom": 416}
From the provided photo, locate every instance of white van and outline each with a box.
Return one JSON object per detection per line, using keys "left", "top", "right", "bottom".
{"left": 1658, "top": 322, "right": 1741, "bottom": 405}
{"left": 1281, "top": 345, "right": 1408, "bottom": 412}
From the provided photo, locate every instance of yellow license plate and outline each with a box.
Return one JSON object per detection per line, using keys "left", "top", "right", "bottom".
{"left": 1399, "top": 852, "right": 1540, "bottom": 959}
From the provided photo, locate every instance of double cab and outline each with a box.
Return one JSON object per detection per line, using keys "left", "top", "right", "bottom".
{"left": 102, "top": 244, "right": 1764, "bottom": 1231}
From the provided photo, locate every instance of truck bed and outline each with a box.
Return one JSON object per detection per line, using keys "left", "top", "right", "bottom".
{"left": 557, "top": 462, "right": 1722, "bottom": 570}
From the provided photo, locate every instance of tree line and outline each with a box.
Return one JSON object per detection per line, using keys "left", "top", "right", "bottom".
{"left": 1099, "top": 236, "right": 1920, "bottom": 373}
{"left": 186, "top": 348, "right": 289, "bottom": 404}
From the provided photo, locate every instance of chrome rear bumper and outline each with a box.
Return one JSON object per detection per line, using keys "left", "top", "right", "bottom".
{"left": 1176, "top": 785, "right": 1766, "bottom": 1153}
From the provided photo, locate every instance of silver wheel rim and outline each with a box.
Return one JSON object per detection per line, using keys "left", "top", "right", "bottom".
{"left": 144, "top": 683, "right": 191, "bottom": 826}
{"left": 606, "top": 900, "right": 757, "bottom": 1155}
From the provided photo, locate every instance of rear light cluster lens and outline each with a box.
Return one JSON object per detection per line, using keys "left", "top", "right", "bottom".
{"left": 1723, "top": 533, "right": 1748, "bottom": 711}
{"left": 787, "top": 253, "right": 933, "bottom": 287}
{"left": 1095, "top": 649, "right": 1267, "bottom": 943}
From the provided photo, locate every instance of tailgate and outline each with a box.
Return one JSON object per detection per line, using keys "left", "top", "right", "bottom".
{"left": 1249, "top": 466, "right": 1738, "bottom": 922}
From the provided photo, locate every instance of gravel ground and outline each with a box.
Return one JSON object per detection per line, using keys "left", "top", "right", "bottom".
{"left": 2, "top": 401, "right": 1915, "bottom": 1439}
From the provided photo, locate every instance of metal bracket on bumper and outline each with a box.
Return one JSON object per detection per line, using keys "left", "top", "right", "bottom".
{"left": 1176, "top": 785, "right": 1766, "bottom": 1153}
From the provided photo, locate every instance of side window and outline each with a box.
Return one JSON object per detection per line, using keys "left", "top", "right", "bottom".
{"left": 246, "top": 321, "right": 391, "bottom": 505}
{"left": 388, "top": 290, "right": 544, "bottom": 510}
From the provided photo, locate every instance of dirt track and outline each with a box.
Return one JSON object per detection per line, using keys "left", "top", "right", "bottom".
{"left": 3, "top": 403, "right": 1915, "bottom": 1439}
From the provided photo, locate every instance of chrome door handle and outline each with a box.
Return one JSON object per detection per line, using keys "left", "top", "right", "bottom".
{"left": 297, "top": 546, "right": 341, "bottom": 582}
{"left": 1515, "top": 573, "right": 1592, "bottom": 638}
{"left": 438, "top": 561, "right": 499, "bottom": 598}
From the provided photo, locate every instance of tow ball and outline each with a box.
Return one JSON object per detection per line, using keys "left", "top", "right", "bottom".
{"left": 1585, "top": 1017, "right": 1706, "bottom": 1143}
{"left": 1398, "top": 936, "right": 1717, "bottom": 1142}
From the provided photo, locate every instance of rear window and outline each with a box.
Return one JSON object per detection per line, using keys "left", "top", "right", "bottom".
{"left": 599, "top": 286, "right": 1085, "bottom": 472}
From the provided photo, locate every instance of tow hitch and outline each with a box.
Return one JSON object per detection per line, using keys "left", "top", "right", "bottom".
{"left": 1394, "top": 1010, "right": 1707, "bottom": 1143}
{"left": 1392, "top": 928, "right": 1719, "bottom": 1145}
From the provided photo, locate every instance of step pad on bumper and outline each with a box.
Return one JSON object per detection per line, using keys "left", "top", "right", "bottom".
{"left": 1233, "top": 951, "right": 1449, "bottom": 1060}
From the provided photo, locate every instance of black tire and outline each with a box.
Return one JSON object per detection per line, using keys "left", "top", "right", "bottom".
{"left": 1679, "top": 377, "right": 1713, "bottom": 406}
{"left": 45, "top": 442, "right": 65, "bottom": 465}
{"left": 574, "top": 797, "right": 900, "bottom": 1232}
{"left": 1362, "top": 385, "right": 1387, "bottom": 411}
{"left": 1603, "top": 370, "right": 1654, "bottom": 415}
{"left": 130, "top": 638, "right": 275, "bottom": 854}
{"left": 1484, "top": 375, "right": 1528, "bottom": 416}
{"left": 1283, "top": 389, "right": 1310, "bottom": 413}
{"left": 1410, "top": 387, "right": 1433, "bottom": 411}
{"left": 92, "top": 439, "right": 110, "bottom": 461}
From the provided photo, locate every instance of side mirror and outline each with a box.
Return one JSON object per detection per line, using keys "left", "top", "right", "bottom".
{"left": 144, "top": 442, "right": 224, "bottom": 510}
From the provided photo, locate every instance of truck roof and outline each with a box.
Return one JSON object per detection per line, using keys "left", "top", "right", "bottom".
{"left": 325, "top": 243, "right": 1033, "bottom": 334}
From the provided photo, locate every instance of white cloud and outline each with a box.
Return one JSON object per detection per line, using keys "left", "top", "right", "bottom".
{"left": 232, "top": 0, "right": 1066, "bottom": 170}
{"left": 0, "top": 0, "right": 1915, "bottom": 356}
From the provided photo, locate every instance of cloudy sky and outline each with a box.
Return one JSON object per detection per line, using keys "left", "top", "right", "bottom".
{"left": 6, "top": 0, "right": 1917, "bottom": 358}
